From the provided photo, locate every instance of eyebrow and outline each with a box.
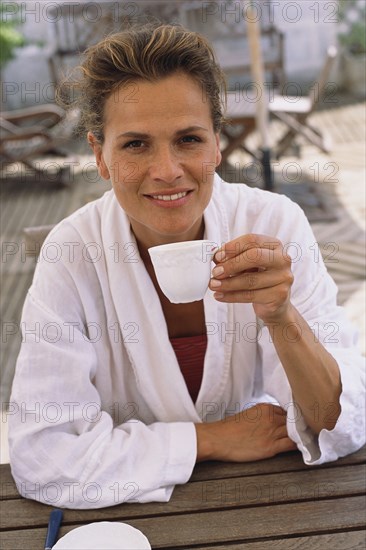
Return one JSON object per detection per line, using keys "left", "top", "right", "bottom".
{"left": 176, "top": 125, "right": 210, "bottom": 136}
{"left": 116, "top": 126, "right": 209, "bottom": 140}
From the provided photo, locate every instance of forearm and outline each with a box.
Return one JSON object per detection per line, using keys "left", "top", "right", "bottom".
{"left": 267, "top": 303, "right": 342, "bottom": 434}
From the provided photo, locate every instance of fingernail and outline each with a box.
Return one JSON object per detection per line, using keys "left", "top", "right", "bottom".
{"left": 215, "top": 250, "right": 226, "bottom": 262}
{"left": 214, "top": 292, "right": 224, "bottom": 299}
{"left": 212, "top": 266, "right": 224, "bottom": 277}
{"left": 210, "top": 278, "right": 222, "bottom": 288}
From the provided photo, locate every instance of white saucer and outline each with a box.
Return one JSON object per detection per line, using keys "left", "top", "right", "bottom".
{"left": 52, "top": 521, "right": 151, "bottom": 549}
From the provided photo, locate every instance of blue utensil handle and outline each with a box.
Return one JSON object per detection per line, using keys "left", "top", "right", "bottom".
{"left": 45, "top": 509, "right": 63, "bottom": 550}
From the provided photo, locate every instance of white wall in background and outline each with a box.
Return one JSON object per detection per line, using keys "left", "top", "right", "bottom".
{"left": 1, "top": 0, "right": 341, "bottom": 109}
{"left": 272, "top": 0, "right": 339, "bottom": 80}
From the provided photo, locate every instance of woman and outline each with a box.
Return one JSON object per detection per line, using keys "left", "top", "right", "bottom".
{"left": 9, "top": 23, "right": 365, "bottom": 508}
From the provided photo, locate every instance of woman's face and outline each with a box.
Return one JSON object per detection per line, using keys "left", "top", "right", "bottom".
{"left": 89, "top": 72, "right": 222, "bottom": 249}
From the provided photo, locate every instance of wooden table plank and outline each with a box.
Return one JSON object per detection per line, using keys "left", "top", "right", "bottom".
{"left": 189, "top": 531, "right": 366, "bottom": 549}
{"left": 1, "top": 446, "right": 365, "bottom": 500}
{"left": 0, "top": 496, "right": 365, "bottom": 549}
{"left": 1, "top": 464, "right": 365, "bottom": 530}
{"left": 191, "top": 446, "right": 366, "bottom": 482}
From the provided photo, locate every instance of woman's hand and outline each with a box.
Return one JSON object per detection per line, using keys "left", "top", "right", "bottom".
{"left": 209, "top": 234, "right": 294, "bottom": 325}
{"left": 195, "top": 403, "right": 297, "bottom": 463}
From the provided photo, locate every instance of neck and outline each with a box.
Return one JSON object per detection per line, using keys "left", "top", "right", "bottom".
{"left": 132, "top": 220, "right": 205, "bottom": 265}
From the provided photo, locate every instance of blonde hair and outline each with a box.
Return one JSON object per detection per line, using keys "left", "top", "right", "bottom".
{"left": 67, "top": 23, "right": 226, "bottom": 141}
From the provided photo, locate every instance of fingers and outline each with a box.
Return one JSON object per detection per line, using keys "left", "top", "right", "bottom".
{"left": 215, "top": 234, "right": 287, "bottom": 266}
{"left": 212, "top": 238, "right": 292, "bottom": 285}
{"left": 210, "top": 235, "right": 293, "bottom": 308}
{"left": 215, "top": 234, "right": 280, "bottom": 261}
{"left": 271, "top": 405, "right": 287, "bottom": 415}
{"left": 210, "top": 269, "right": 290, "bottom": 293}
{"left": 214, "top": 247, "right": 287, "bottom": 277}
{"left": 266, "top": 405, "right": 297, "bottom": 454}
{"left": 212, "top": 284, "right": 291, "bottom": 305}
{"left": 274, "top": 437, "right": 298, "bottom": 454}
{"left": 274, "top": 424, "right": 290, "bottom": 439}
{"left": 270, "top": 409, "right": 297, "bottom": 453}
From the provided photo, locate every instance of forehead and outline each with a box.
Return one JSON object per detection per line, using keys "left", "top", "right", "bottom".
{"left": 103, "top": 73, "right": 213, "bottom": 132}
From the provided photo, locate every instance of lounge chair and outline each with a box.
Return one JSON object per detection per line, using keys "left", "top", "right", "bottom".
{"left": 0, "top": 104, "right": 79, "bottom": 185}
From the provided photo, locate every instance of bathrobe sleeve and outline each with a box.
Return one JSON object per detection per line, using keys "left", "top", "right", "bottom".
{"left": 257, "top": 200, "right": 365, "bottom": 464}
{"left": 8, "top": 227, "right": 197, "bottom": 509}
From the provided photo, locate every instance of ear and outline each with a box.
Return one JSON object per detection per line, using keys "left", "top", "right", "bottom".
{"left": 215, "top": 133, "right": 222, "bottom": 167}
{"left": 87, "top": 131, "right": 110, "bottom": 180}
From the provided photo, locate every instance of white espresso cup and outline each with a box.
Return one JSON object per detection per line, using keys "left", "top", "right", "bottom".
{"left": 52, "top": 521, "right": 151, "bottom": 549}
{"left": 148, "top": 239, "right": 217, "bottom": 303}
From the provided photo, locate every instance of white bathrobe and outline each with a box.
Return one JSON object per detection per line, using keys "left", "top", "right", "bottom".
{"left": 8, "top": 175, "right": 365, "bottom": 508}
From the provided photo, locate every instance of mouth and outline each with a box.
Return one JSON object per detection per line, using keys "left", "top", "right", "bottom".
{"left": 150, "top": 191, "right": 189, "bottom": 201}
{"left": 144, "top": 189, "right": 193, "bottom": 207}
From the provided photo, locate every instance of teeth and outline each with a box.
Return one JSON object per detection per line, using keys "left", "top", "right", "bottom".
{"left": 152, "top": 191, "right": 188, "bottom": 201}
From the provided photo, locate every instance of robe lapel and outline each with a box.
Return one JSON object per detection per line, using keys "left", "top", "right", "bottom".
{"left": 101, "top": 176, "right": 231, "bottom": 422}
{"left": 196, "top": 176, "right": 233, "bottom": 418}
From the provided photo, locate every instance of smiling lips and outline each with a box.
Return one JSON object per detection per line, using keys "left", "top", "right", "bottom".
{"left": 145, "top": 189, "right": 192, "bottom": 205}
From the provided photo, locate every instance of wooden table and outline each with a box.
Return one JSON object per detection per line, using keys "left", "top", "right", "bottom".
{"left": 1, "top": 447, "right": 365, "bottom": 549}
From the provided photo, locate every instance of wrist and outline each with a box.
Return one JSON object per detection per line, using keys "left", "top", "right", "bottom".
{"left": 262, "top": 301, "right": 297, "bottom": 329}
{"left": 195, "top": 422, "right": 215, "bottom": 462}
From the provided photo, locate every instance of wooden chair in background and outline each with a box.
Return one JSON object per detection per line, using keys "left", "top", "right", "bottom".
{"left": 270, "top": 46, "right": 338, "bottom": 158}
{"left": 0, "top": 104, "right": 79, "bottom": 185}
{"left": 47, "top": 1, "right": 183, "bottom": 89}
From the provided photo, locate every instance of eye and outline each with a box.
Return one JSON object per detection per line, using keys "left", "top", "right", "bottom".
{"left": 180, "top": 135, "right": 202, "bottom": 144}
{"left": 123, "top": 140, "right": 144, "bottom": 149}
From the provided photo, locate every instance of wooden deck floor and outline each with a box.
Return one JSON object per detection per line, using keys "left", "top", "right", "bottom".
{"left": 0, "top": 152, "right": 111, "bottom": 406}
{"left": 1, "top": 101, "right": 365, "bottom": 412}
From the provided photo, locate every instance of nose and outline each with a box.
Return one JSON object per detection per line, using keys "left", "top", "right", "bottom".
{"left": 148, "top": 145, "right": 184, "bottom": 183}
